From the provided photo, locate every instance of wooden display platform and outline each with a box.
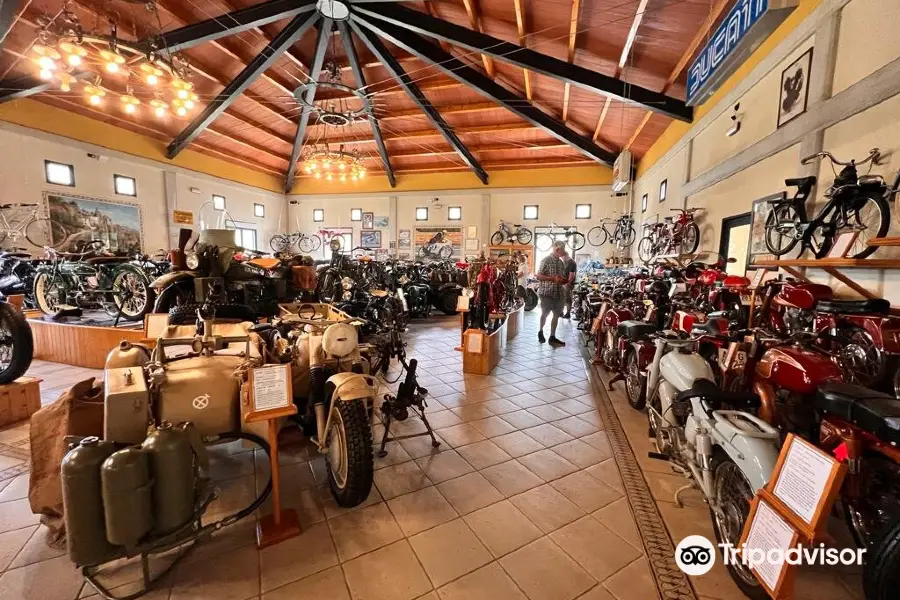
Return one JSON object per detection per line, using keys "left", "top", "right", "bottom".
{"left": 867, "top": 237, "right": 900, "bottom": 247}
{"left": 0, "top": 377, "right": 42, "bottom": 427}
{"left": 29, "top": 318, "right": 145, "bottom": 369}
{"left": 506, "top": 304, "right": 524, "bottom": 341}
{"left": 462, "top": 321, "right": 507, "bottom": 375}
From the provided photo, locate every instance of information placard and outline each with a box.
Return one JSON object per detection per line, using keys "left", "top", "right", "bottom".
{"left": 245, "top": 364, "right": 296, "bottom": 423}
{"left": 740, "top": 497, "right": 800, "bottom": 597}
{"left": 771, "top": 436, "right": 837, "bottom": 526}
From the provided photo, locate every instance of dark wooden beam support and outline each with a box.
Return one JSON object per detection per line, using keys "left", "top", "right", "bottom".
{"left": 350, "top": 18, "right": 489, "bottom": 184}
{"left": 0, "top": 72, "right": 91, "bottom": 103}
{"left": 0, "top": 0, "right": 23, "bottom": 47}
{"left": 353, "top": 14, "right": 617, "bottom": 166}
{"left": 166, "top": 11, "right": 320, "bottom": 160}
{"left": 337, "top": 21, "right": 395, "bottom": 188}
{"left": 354, "top": 2, "right": 693, "bottom": 122}
{"left": 285, "top": 18, "right": 333, "bottom": 193}
{"left": 140, "top": 0, "right": 316, "bottom": 54}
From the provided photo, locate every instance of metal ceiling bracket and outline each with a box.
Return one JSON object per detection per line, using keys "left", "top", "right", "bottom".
{"left": 355, "top": 2, "right": 693, "bottom": 123}
{"left": 140, "top": 0, "right": 317, "bottom": 54}
{"left": 285, "top": 18, "right": 334, "bottom": 193}
{"left": 337, "top": 20, "right": 395, "bottom": 188}
{"left": 166, "top": 11, "right": 321, "bottom": 160}
{"left": 354, "top": 14, "right": 618, "bottom": 166}
{"left": 0, "top": 71, "right": 92, "bottom": 104}
{"left": 350, "top": 19, "right": 489, "bottom": 185}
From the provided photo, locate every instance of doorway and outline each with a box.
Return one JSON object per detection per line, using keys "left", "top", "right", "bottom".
{"left": 719, "top": 213, "right": 751, "bottom": 276}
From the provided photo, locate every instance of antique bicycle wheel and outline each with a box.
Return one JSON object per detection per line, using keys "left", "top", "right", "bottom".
{"left": 535, "top": 233, "right": 554, "bottom": 252}
{"left": 269, "top": 234, "right": 291, "bottom": 252}
{"left": 587, "top": 226, "right": 607, "bottom": 247}
{"left": 637, "top": 236, "right": 654, "bottom": 264}
{"left": 619, "top": 224, "right": 637, "bottom": 248}
{"left": 514, "top": 227, "right": 533, "bottom": 245}
{"left": 567, "top": 231, "right": 586, "bottom": 252}
{"left": 763, "top": 205, "right": 801, "bottom": 256}
{"left": 25, "top": 218, "right": 67, "bottom": 248}
{"left": 299, "top": 234, "right": 321, "bottom": 253}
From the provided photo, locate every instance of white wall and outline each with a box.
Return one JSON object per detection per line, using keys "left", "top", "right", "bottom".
{"left": 0, "top": 124, "right": 286, "bottom": 255}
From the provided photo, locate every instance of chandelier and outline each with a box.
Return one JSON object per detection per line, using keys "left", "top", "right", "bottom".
{"left": 298, "top": 62, "right": 370, "bottom": 184}
{"left": 29, "top": 2, "right": 201, "bottom": 120}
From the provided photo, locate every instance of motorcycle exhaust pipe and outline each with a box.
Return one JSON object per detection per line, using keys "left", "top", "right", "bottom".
{"left": 753, "top": 381, "right": 777, "bottom": 425}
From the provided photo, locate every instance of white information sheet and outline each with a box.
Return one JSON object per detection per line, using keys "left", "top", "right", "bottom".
{"left": 467, "top": 333, "right": 483, "bottom": 354}
{"left": 745, "top": 500, "right": 796, "bottom": 592}
{"left": 772, "top": 439, "right": 835, "bottom": 525}
{"left": 252, "top": 366, "right": 290, "bottom": 412}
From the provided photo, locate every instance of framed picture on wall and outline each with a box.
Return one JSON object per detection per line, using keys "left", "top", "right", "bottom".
{"left": 360, "top": 230, "right": 381, "bottom": 249}
{"left": 748, "top": 193, "right": 787, "bottom": 268}
{"left": 777, "top": 48, "right": 813, "bottom": 128}
{"left": 362, "top": 212, "right": 374, "bottom": 229}
{"left": 45, "top": 192, "right": 143, "bottom": 253}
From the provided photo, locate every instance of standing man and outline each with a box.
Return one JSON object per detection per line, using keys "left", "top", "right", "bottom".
{"left": 562, "top": 250, "right": 577, "bottom": 319}
{"left": 536, "top": 240, "right": 568, "bottom": 347}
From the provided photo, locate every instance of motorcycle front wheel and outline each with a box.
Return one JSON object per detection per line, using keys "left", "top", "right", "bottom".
{"left": 865, "top": 515, "right": 900, "bottom": 600}
{"left": 0, "top": 303, "right": 32, "bottom": 384}
{"left": 624, "top": 350, "right": 646, "bottom": 409}
{"left": 326, "top": 398, "right": 374, "bottom": 507}
{"left": 439, "top": 245, "right": 453, "bottom": 259}
{"left": 709, "top": 456, "right": 769, "bottom": 600}
{"left": 33, "top": 272, "right": 63, "bottom": 314}
{"left": 524, "top": 288, "right": 538, "bottom": 312}
{"left": 108, "top": 269, "right": 154, "bottom": 321}
{"left": 764, "top": 204, "right": 801, "bottom": 256}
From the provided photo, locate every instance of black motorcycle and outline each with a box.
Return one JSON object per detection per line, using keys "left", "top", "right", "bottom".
{"left": 0, "top": 249, "right": 43, "bottom": 308}
{"left": 425, "top": 261, "right": 463, "bottom": 315}
{"left": 33, "top": 240, "right": 155, "bottom": 321}
{"left": 0, "top": 301, "right": 32, "bottom": 384}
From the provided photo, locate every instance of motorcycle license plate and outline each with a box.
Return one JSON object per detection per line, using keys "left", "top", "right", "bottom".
{"left": 717, "top": 348, "right": 747, "bottom": 370}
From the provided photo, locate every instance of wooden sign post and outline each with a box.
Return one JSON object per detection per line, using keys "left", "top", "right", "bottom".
{"left": 244, "top": 364, "right": 301, "bottom": 549}
{"left": 737, "top": 434, "right": 847, "bottom": 599}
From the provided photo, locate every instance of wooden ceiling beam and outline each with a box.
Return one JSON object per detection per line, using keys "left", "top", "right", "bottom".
{"left": 591, "top": 97, "right": 612, "bottom": 142}
{"left": 561, "top": 0, "right": 582, "bottom": 122}
{"left": 359, "top": 139, "right": 571, "bottom": 159}
{"left": 512, "top": 0, "right": 532, "bottom": 102}
{"left": 460, "top": 0, "right": 495, "bottom": 77}
{"left": 624, "top": 111, "right": 652, "bottom": 151}
{"left": 616, "top": 0, "right": 649, "bottom": 78}
{"left": 664, "top": 0, "right": 730, "bottom": 93}
{"left": 330, "top": 157, "right": 594, "bottom": 176}
{"left": 319, "top": 121, "right": 536, "bottom": 146}
{"left": 217, "top": 0, "right": 310, "bottom": 79}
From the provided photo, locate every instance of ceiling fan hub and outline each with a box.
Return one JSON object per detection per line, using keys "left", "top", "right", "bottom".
{"left": 316, "top": 0, "right": 351, "bottom": 21}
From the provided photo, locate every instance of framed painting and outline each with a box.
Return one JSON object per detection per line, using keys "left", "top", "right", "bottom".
{"left": 45, "top": 192, "right": 143, "bottom": 253}
{"left": 778, "top": 48, "right": 813, "bottom": 128}
{"left": 360, "top": 230, "right": 381, "bottom": 249}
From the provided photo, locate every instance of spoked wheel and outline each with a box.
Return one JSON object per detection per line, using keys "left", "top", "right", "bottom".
{"left": 515, "top": 228, "right": 533, "bottom": 245}
{"left": 0, "top": 303, "right": 32, "bottom": 384}
{"left": 270, "top": 234, "right": 291, "bottom": 253}
{"left": 326, "top": 399, "right": 374, "bottom": 507}
{"left": 836, "top": 327, "right": 884, "bottom": 388}
{"left": 842, "top": 193, "right": 891, "bottom": 259}
{"left": 536, "top": 234, "right": 553, "bottom": 252}
{"left": 524, "top": 288, "right": 538, "bottom": 311}
{"left": 299, "top": 234, "right": 321, "bottom": 253}
{"left": 709, "top": 457, "right": 768, "bottom": 600}
{"left": 624, "top": 350, "right": 646, "bottom": 409}
{"left": 637, "top": 237, "right": 654, "bottom": 265}
{"left": 843, "top": 455, "right": 900, "bottom": 548}
{"left": 680, "top": 222, "right": 700, "bottom": 254}
{"left": 25, "top": 218, "right": 67, "bottom": 249}
{"left": 439, "top": 245, "right": 453, "bottom": 259}
{"left": 764, "top": 204, "right": 802, "bottom": 256}
{"left": 865, "top": 515, "right": 900, "bottom": 600}
{"left": 619, "top": 225, "right": 637, "bottom": 248}
{"left": 490, "top": 231, "right": 505, "bottom": 245}
{"left": 108, "top": 270, "right": 154, "bottom": 321}
{"left": 33, "top": 272, "right": 63, "bottom": 314}
{"left": 567, "top": 231, "right": 586, "bottom": 252}
{"left": 588, "top": 226, "right": 608, "bottom": 247}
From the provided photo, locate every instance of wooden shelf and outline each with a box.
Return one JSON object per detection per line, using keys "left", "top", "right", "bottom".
{"left": 752, "top": 258, "right": 900, "bottom": 269}
{"left": 868, "top": 237, "right": 900, "bottom": 247}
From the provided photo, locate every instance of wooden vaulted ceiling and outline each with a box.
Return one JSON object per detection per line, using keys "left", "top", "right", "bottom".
{"left": 0, "top": 0, "right": 730, "bottom": 188}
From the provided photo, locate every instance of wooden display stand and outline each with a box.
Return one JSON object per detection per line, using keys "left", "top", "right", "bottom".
{"left": 28, "top": 318, "right": 145, "bottom": 368}
{"left": 0, "top": 377, "right": 42, "bottom": 427}
{"left": 462, "top": 323, "right": 507, "bottom": 375}
{"left": 506, "top": 304, "right": 524, "bottom": 341}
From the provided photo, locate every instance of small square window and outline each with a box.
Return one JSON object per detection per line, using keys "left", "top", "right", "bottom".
{"left": 45, "top": 161, "right": 74, "bottom": 186}
{"left": 350, "top": 208, "right": 362, "bottom": 221}
{"left": 415, "top": 207, "right": 428, "bottom": 221}
{"left": 113, "top": 174, "right": 136, "bottom": 196}
{"left": 575, "top": 204, "right": 591, "bottom": 219}
{"left": 523, "top": 205, "right": 539, "bottom": 220}
{"left": 641, "top": 194, "right": 648, "bottom": 213}
{"left": 313, "top": 209, "right": 325, "bottom": 222}
{"left": 213, "top": 195, "right": 226, "bottom": 210}
{"left": 448, "top": 206, "right": 462, "bottom": 221}
{"left": 659, "top": 179, "right": 667, "bottom": 203}
{"left": 254, "top": 203, "right": 265, "bottom": 218}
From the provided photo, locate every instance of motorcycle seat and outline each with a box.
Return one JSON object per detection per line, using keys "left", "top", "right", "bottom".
{"left": 247, "top": 257, "right": 281, "bottom": 270}
{"left": 815, "top": 383, "right": 900, "bottom": 445}
{"left": 84, "top": 256, "right": 130, "bottom": 265}
{"left": 815, "top": 298, "right": 891, "bottom": 315}
{"left": 784, "top": 176, "right": 817, "bottom": 189}
{"left": 677, "top": 378, "right": 760, "bottom": 410}
{"left": 616, "top": 320, "right": 658, "bottom": 341}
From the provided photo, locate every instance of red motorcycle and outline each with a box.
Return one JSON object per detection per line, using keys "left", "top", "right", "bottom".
{"left": 469, "top": 258, "right": 505, "bottom": 330}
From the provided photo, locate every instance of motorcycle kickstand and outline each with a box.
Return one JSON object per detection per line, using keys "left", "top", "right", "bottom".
{"left": 674, "top": 481, "right": 699, "bottom": 508}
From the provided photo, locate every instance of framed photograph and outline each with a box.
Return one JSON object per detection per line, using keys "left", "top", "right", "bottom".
{"left": 398, "top": 229, "right": 411, "bottom": 249}
{"left": 360, "top": 230, "right": 381, "bottom": 249}
{"left": 373, "top": 215, "right": 389, "bottom": 228}
{"left": 778, "top": 48, "right": 813, "bottom": 128}
{"left": 362, "top": 212, "right": 374, "bottom": 229}
{"left": 748, "top": 193, "right": 786, "bottom": 268}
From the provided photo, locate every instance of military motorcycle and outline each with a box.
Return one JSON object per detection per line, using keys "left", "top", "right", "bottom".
{"left": 0, "top": 249, "right": 43, "bottom": 307}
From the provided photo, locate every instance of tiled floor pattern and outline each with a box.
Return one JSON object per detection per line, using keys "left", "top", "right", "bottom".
{"left": 0, "top": 313, "right": 865, "bottom": 600}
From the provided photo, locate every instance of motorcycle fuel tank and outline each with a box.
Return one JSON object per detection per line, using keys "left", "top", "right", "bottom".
{"left": 775, "top": 283, "right": 833, "bottom": 310}
{"left": 755, "top": 346, "right": 843, "bottom": 395}
{"left": 602, "top": 307, "right": 633, "bottom": 330}
{"left": 660, "top": 351, "right": 715, "bottom": 392}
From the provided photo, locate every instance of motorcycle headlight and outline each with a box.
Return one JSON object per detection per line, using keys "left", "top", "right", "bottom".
{"left": 400, "top": 275, "right": 409, "bottom": 285}
{"left": 185, "top": 251, "right": 200, "bottom": 270}
{"left": 341, "top": 277, "right": 354, "bottom": 290}
{"left": 342, "top": 290, "right": 352, "bottom": 301}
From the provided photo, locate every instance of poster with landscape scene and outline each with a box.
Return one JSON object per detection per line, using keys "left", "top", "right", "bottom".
{"left": 46, "top": 193, "right": 143, "bottom": 253}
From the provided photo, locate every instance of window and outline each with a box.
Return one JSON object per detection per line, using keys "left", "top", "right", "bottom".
{"left": 575, "top": 204, "right": 591, "bottom": 219}
{"left": 232, "top": 227, "right": 257, "bottom": 251}
{"left": 213, "top": 195, "right": 226, "bottom": 210}
{"left": 659, "top": 179, "right": 667, "bottom": 203}
{"left": 254, "top": 203, "right": 265, "bottom": 218}
{"left": 641, "top": 194, "right": 648, "bottom": 213}
{"left": 523, "top": 205, "right": 539, "bottom": 220}
{"left": 448, "top": 206, "right": 462, "bottom": 221}
{"left": 45, "top": 161, "right": 74, "bottom": 186}
{"left": 350, "top": 208, "right": 362, "bottom": 221}
{"left": 313, "top": 208, "right": 325, "bottom": 222}
{"left": 113, "top": 174, "right": 136, "bottom": 196}
{"left": 416, "top": 207, "right": 428, "bottom": 221}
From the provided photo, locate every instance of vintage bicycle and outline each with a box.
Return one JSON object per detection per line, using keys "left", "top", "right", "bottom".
{"left": 637, "top": 208, "right": 701, "bottom": 264}
{"left": 587, "top": 214, "right": 636, "bottom": 248}
{"left": 0, "top": 203, "right": 67, "bottom": 248}
{"left": 535, "top": 223, "right": 586, "bottom": 252}
{"left": 270, "top": 228, "right": 344, "bottom": 253}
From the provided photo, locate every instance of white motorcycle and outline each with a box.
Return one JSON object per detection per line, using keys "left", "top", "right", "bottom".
{"left": 644, "top": 331, "right": 780, "bottom": 600}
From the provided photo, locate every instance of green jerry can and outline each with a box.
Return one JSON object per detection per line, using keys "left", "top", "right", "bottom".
{"left": 101, "top": 447, "right": 153, "bottom": 549}
{"left": 141, "top": 422, "right": 206, "bottom": 534}
{"left": 61, "top": 437, "right": 119, "bottom": 567}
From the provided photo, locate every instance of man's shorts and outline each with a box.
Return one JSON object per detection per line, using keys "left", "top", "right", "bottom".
{"left": 540, "top": 296, "right": 566, "bottom": 315}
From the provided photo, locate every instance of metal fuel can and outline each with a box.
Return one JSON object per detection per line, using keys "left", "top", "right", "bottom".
{"left": 101, "top": 447, "right": 153, "bottom": 549}
{"left": 141, "top": 422, "right": 197, "bottom": 534}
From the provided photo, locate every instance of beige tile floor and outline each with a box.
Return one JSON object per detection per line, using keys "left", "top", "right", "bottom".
{"left": 0, "top": 313, "right": 866, "bottom": 600}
